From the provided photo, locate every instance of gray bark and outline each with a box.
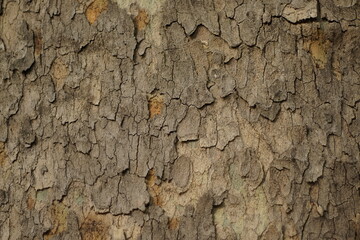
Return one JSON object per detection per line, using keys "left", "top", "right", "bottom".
{"left": 0, "top": 0, "right": 359, "bottom": 239}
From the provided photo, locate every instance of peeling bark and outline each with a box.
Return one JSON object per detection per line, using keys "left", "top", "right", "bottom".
{"left": 0, "top": 0, "right": 359, "bottom": 239}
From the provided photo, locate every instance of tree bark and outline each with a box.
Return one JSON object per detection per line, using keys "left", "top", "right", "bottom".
{"left": 0, "top": 0, "right": 359, "bottom": 239}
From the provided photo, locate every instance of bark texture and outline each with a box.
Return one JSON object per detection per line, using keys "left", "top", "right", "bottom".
{"left": 0, "top": 0, "right": 359, "bottom": 239}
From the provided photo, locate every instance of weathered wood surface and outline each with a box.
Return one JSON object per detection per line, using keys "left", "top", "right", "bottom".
{"left": 0, "top": 0, "right": 359, "bottom": 239}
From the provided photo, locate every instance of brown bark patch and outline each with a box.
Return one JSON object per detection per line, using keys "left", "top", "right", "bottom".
{"left": 304, "top": 32, "right": 331, "bottom": 69}
{"left": 148, "top": 94, "right": 164, "bottom": 118}
{"left": 44, "top": 202, "right": 69, "bottom": 240}
{"left": 262, "top": 224, "right": 282, "bottom": 240}
{"left": 0, "top": 145, "right": 5, "bottom": 167}
{"left": 34, "top": 33, "right": 42, "bottom": 57}
{"left": 168, "top": 217, "right": 179, "bottom": 230}
{"left": 134, "top": 9, "right": 149, "bottom": 31}
{"left": 80, "top": 212, "right": 110, "bottom": 240}
{"left": 308, "top": 40, "right": 330, "bottom": 68}
{"left": 146, "top": 169, "right": 164, "bottom": 206}
{"left": 0, "top": 143, "right": 8, "bottom": 167}
{"left": 50, "top": 58, "right": 68, "bottom": 91}
{"left": 27, "top": 195, "right": 35, "bottom": 210}
{"left": 352, "top": 214, "right": 360, "bottom": 236}
{"left": 289, "top": 125, "right": 307, "bottom": 144}
{"left": 85, "top": 0, "right": 108, "bottom": 24}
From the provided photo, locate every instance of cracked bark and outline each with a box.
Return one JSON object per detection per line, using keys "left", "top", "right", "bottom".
{"left": 0, "top": 0, "right": 359, "bottom": 239}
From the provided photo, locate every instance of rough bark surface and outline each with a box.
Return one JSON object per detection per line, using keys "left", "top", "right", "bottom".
{"left": 0, "top": 0, "right": 359, "bottom": 239}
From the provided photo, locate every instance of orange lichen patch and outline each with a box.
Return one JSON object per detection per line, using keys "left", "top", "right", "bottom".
{"left": 50, "top": 58, "right": 68, "bottom": 91}
{"left": 80, "top": 212, "right": 111, "bottom": 240}
{"left": 134, "top": 9, "right": 149, "bottom": 31}
{"left": 168, "top": 217, "right": 179, "bottom": 230}
{"left": 148, "top": 94, "right": 164, "bottom": 118}
{"left": 85, "top": 0, "right": 108, "bottom": 24}
{"left": 0, "top": 143, "right": 7, "bottom": 167}
{"left": 146, "top": 169, "right": 164, "bottom": 206}
{"left": 44, "top": 202, "right": 69, "bottom": 240}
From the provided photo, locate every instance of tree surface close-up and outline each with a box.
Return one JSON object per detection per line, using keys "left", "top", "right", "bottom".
{"left": 0, "top": 0, "right": 359, "bottom": 239}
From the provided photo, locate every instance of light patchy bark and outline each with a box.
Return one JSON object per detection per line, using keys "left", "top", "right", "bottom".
{"left": 0, "top": 0, "right": 359, "bottom": 239}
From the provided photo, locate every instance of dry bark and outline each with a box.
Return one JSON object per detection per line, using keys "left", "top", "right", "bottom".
{"left": 0, "top": 0, "right": 359, "bottom": 239}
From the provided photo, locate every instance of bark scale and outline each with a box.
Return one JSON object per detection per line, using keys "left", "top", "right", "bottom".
{"left": 0, "top": 0, "right": 359, "bottom": 239}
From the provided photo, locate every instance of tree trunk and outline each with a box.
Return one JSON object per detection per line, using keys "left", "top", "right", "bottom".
{"left": 0, "top": 0, "right": 359, "bottom": 239}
